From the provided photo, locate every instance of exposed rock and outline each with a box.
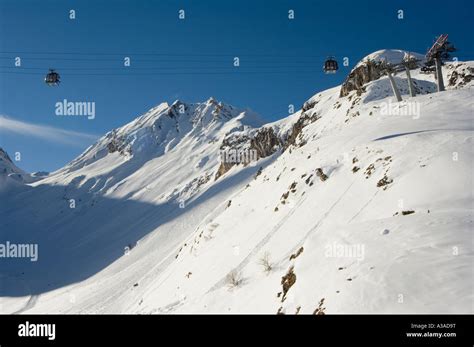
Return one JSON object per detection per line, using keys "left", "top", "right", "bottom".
{"left": 284, "top": 111, "right": 321, "bottom": 150}
{"left": 250, "top": 127, "right": 281, "bottom": 158}
{"left": 214, "top": 161, "right": 234, "bottom": 180}
{"left": 316, "top": 168, "right": 328, "bottom": 181}
{"left": 302, "top": 98, "right": 318, "bottom": 113}
{"left": 377, "top": 175, "right": 393, "bottom": 189}
{"left": 215, "top": 127, "right": 280, "bottom": 180}
{"left": 106, "top": 134, "right": 131, "bottom": 156}
{"left": 313, "top": 298, "right": 326, "bottom": 315}
{"left": 340, "top": 60, "right": 385, "bottom": 97}
{"left": 281, "top": 266, "right": 296, "bottom": 302}
{"left": 215, "top": 96, "right": 325, "bottom": 181}
{"left": 340, "top": 50, "right": 423, "bottom": 97}
{"left": 448, "top": 64, "right": 474, "bottom": 88}
{"left": 214, "top": 133, "right": 251, "bottom": 180}
{"left": 365, "top": 163, "right": 375, "bottom": 178}
{"left": 167, "top": 100, "right": 187, "bottom": 118}
{"left": 289, "top": 247, "right": 304, "bottom": 260}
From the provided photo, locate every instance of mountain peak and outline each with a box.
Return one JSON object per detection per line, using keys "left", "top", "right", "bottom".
{"left": 0, "top": 147, "right": 30, "bottom": 184}
{"left": 356, "top": 49, "right": 425, "bottom": 67}
{"left": 0, "top": 147, "right": 13, "bottom": 164}
{"left": 62, "top": 97, "right": 265, "bottom": 172}
{"left": 206, "top": 96, "right": 216, "bottom": 103}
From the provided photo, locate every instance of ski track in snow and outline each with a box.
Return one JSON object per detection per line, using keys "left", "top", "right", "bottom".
{"left": 12, "top": 295, "right": 39, "bottom": 314}
{"left": 348, "top": 190, "right": 380, "bottom": 224}
{"left": 206, "top": 190, "right": 311, "bottom": 294}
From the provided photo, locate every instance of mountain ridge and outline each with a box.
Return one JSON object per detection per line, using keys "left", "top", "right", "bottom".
{"left": 1, "top": 50, "right": 473, "bottom": 314}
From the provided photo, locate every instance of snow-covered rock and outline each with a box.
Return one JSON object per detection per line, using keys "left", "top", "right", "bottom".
{"left": 340, "top": 49, "right": 425, "bottom": 97}
{"left": 356, "top": 49, "right": 425, "bottom": 67}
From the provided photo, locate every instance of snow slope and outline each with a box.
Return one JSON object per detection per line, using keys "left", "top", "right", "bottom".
{"left": 0, "top": 98, "right": 268, "bottom": 313}
{"left": 1, "top": 51, "right": 472, "bottom": 314}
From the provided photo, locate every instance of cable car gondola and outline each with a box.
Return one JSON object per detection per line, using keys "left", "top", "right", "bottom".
{"left": 323, "top": 56, "right": 338, "bottom": 74}
{"left": 45, "top": 69, "right": 60, "bottom": 86}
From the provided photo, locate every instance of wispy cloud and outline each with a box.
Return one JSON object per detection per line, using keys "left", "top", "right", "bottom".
{"left": 0, "top": 115, "right": 98, "bottom": 147}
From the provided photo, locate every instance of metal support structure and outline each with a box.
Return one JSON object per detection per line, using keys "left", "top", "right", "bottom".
{"left": 434, "top": 57, "right": 445, "bottom": 92}
{"left": 405, "top": 66, "right": 416, "bottom": 97}
{"left": 425, "top": 34, "right": 455, "bottom": 93}
{"left": 387, "top": 71, "right": 402, "bottom": 102}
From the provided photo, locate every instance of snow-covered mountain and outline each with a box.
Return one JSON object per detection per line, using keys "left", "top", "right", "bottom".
{"left": 0, "top": 148, "right": 38, "bottom": 187}
{"left": 1, "top": 50, "right": 473, "bottom": 314}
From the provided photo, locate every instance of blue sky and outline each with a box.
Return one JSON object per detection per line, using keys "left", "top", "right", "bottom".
{"left": 1, "top": 0, "right": 473, "bottom": 172}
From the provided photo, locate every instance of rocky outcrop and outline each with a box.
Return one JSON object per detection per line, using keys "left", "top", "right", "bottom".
{"left": 284, "top": 110, "right": 321, "bottom": 149}
{"left": 214, "top": 161, "right": 233, "bottom": 180}
{"left": 215, "top": 127, "right": 280, "bottom": 180}
{"left": 167, "top": 100, "right": 188, "bottom": 118}
{"left": 339, "top": 50, "right": 423, "bottom": 97}
{"left": 447, "top": 63, "right": 474, "bottom": 88}
{"left": 339, "top": 60, "right": 385, "bottom": 97}
{"left": 215, "top": 99, "right": 324, "bottom": 180}
{"left": 249, "top": 127, "right": 281, "bottom": 158}
{"left": 106, "top": 132, "right": 131, "bottom": 156}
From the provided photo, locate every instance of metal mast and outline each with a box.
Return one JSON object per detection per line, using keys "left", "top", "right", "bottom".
{"left": 425, "top": 34, "right": 456, "bottom": 92}
{"left": 380, "top": 60, "right": 403, "bottom": 102}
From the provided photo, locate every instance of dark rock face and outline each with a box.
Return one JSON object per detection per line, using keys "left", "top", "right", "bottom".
{"left": 281, "top": 266, "right": 296, "bottom": 302}
{"left": 214, "top": 127, "right": 280, "bottom": 180}
{"left": 214, "top": 100, "right": 323, "bottom": 181}
{"left": 167, "top": 101, "right": 187, "bottom": 118}
{"left": 210, "top": 101, "right": 234, "bottom": 121}
{"left": 214, "top": 161, "right": 235, "bottom": 180}
{"left": 339, "top": 60, "right": 385, "bottom": 97}
{"left": 315, "top": 168, "right": 328, "bottom": 181}
{"left": 215, "top": 133, "right": 249, "bottom": 180}
{"left": 106, "top": 133, "right": 131, "bottom": 156}
{"left": 284, "top": 111, "right": 321, "bottom": 149}
{"left": 448, "top": 65, "right": 474, "bottom": 88}
{"left": 249, "top": 127, "right": 281, "bottom": 159}
{"left": 302, "top": 99, "right": 318, "bottom": 113}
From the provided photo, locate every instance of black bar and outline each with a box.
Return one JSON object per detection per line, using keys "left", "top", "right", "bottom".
{"left": 0, "top": 314, "right": 472, "bottom": 346}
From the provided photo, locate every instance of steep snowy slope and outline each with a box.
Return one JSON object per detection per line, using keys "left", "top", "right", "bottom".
{"left": 1, "top": 51, "right": 472, "bottom": 314}
{"left": 130, "top": 59, "right": 473, "bottom": 314}
{"left": 0, "top": 98, "right": 269, "bottom": 313}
